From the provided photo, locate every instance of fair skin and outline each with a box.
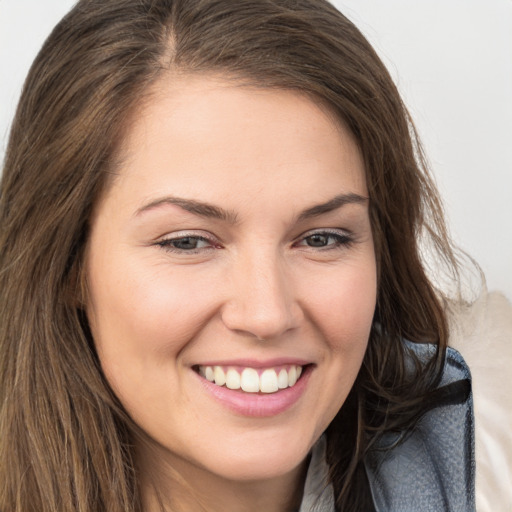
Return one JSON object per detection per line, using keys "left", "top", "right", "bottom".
{"left": 85, "top": 76, "right": 377, "bottom": 512}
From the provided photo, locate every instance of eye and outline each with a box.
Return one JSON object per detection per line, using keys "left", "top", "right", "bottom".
{"left": 156, "top": 233, "right": 218, "bottom": 253}
{"left": 296, "top": 230, "right": 353, "bottom": 250}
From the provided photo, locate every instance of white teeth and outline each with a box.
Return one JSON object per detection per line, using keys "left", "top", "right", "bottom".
{"left": 288, "top": 366, "right": 297, "bottom": 387}
{"left": 278, "top": 369, "right": 289, "bottom": 389}
{"left": 213, "top": 366, "right": 226, "bottom": 386}
{"left": 225, "top": 368, "right": 241, "bottom": 390}
{"left": 241, "top": 368, "right": 260, "bottom": 392}
{"left": 260, "top": 369, "right": 278, "bottom": 393}
{"left": 199, "top": 365, "right": 304, "bottom": 394}
{"left": 205, "top": 366, "right": 215, "bottom": 382}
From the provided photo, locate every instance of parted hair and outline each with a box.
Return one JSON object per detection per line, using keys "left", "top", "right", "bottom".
{"left": 0, "top": 1, "right": 459, "bottom": 510}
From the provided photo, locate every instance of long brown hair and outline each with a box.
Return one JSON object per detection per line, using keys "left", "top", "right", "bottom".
{"left": 0, "top": 1, "right": 460, "bottom": 510}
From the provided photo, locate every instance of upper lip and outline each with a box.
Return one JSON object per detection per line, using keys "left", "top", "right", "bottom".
{"left": 193, "top": 357, "right": 312, "bottom": 368}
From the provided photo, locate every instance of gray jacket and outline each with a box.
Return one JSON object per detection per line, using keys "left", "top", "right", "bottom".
{"left": 300, "top": 344, "right": 475, "bottom": 512}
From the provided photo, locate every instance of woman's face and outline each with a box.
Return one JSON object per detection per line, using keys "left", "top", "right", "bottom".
{"left": 85, "top": 76, "right": 377, "bottom": 487}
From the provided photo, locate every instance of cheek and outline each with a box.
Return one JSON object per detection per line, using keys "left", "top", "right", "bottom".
{"left": 85, "top": 253, "right": 221, "bottom": 374}
{"left": 85, "top": 259, "right": 221, "bottom": 422}
{"left": 298, "top": 257, "right": 376, "bottom": 439}
{"left": 87, "top": 260, "right": 223, "bottom": 410}
{"left": 303, "top": 258, "right": 377, "bottom": 353}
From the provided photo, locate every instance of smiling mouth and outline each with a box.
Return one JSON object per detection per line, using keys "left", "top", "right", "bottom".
{"left": 194, "top": 364, "right": 305, "bottom": 394}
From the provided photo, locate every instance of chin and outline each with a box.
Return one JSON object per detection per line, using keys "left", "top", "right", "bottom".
{"left": 190, "top": 429, "right": 316, "bottom": 483}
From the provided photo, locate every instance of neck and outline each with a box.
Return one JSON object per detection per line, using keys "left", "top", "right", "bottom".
{"left": 138, "top": 442, "right": 310, "bottom": 512}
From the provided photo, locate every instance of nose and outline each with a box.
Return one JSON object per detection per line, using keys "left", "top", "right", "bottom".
{"left": 220, "top": 250, "right": 303, "bottom": 341}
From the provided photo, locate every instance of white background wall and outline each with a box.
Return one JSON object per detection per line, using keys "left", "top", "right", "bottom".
{"left": 1, "top": 0, "right": 511, "bottom": 300}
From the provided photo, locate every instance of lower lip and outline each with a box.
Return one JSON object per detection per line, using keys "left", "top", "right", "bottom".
{"left": 194, "top": 366, "right": 312, "bottom": 417}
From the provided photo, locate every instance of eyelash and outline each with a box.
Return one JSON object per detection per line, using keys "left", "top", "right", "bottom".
{"left": 295, "top": 229, "right": 354, "bottom": 250}
{"left": 155, "top": 229, "right": 354, "bottom": 254}
{"left": 156, "top": 233, "right": 219, "bottom": 254}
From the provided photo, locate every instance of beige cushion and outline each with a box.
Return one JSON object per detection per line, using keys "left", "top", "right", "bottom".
{"left": 449, "top": 291, "right": 512, "bottom": 512}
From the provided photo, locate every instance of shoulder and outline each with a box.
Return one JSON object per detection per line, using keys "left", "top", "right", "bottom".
{"left": 365, "top": 292, "right": 512, "bottom": 512}
{"left": 365, "top": 340, "right": 475, "bottom": 512}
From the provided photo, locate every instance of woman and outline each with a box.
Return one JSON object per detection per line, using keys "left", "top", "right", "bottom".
{"left": 0, "top": 0, "right": 493, "bottom": 510}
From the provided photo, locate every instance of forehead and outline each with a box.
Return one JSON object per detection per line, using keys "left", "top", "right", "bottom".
{"left": 100, "top": 75, "right": 367, "bottom": 217}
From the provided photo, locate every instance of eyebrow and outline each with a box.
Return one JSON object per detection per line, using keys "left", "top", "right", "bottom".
{"left": 135, "top": 196, "right": 239, "bottom": 223}
{"left": 135, "top": 193, "right": 368, "bottom": 223}
{"left": 296, "top": 193, "right": 368, "bottom": 221}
